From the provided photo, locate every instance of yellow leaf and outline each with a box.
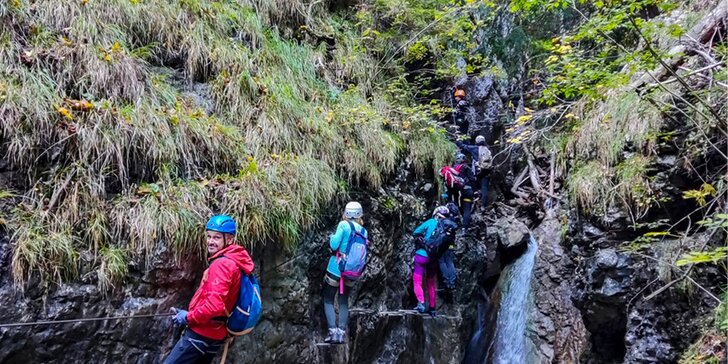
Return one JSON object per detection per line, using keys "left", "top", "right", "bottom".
{"left": 56, "top": 107, "right": 74, "bottom": 120}
{"left": 515, "top": 114, "right": 532, "bottom": 124}
{"left": 545, "top": 55, "right": 559, "bottom": 65}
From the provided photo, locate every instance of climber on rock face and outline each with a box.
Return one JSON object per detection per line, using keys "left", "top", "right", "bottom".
{"left": 164, "top": 215, "right": 255, "bottom": 364}
{"left": 323, "top": 201, "right": 369, "bottom": 344}
{"left": 456, "top": 135, "right": 493, "bottom": 212}
{"left": 452, "top": 88, "right": 470, "bottom": 136}
{"left": 412, "top": 206, "right": 455, "bottom": 317}
{"left": 452, "top": 153, "right": 476, "bottom": 230}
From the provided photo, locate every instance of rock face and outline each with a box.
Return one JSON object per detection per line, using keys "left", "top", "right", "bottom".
{"left": 528, "top": 209, "right": 588, "bottom": 364}
{"left": 0, "top": 240, "right": 201, "bottom": 364}
{"left": 0, "top": 177, "right": 493, "bottom": 363}
{"left": 494, "top": 217, "right": 529, "bottom": 249}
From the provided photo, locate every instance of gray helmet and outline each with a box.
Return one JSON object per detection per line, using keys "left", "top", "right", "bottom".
{"left": 344, "top": 201, "right": 363, "bottom": 219}
{"left": 455, "top": 153, "right": 466, "bottom": 163}
{"left": 433, "top": 206, "right": 450, "bottom": 218}
{"left": 475, "top": 135, "right": 486, "bottom": 145}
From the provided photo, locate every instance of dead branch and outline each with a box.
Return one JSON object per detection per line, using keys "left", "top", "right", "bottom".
{"left": 45, "top": 168, "right": 77, "bottom": 213}
{"left": 628, "top": 3, "right": 728, "bottom": 89}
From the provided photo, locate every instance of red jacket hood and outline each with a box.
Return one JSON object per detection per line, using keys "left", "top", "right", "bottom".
{"left": 208, "top": 244, "right": 255, "bottom": 274}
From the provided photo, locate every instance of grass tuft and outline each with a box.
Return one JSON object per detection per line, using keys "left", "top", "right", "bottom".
{"left": 97, "top": 247, "right": 128, "bottom": 291}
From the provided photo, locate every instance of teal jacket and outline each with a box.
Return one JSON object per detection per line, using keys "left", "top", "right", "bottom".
{"left": 413, "top": 218, "right": 439, "bottom": 257}
{"left": 327, "top": 220, "right": 367, "bottom": 277}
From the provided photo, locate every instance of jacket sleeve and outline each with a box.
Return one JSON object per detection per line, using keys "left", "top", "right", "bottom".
{"left": 412, "top": 221, "right": 428, "bottom": 237}
{"left": 187, "top": 260, "right": 240, "bottom": 325}
{"left": 455, "top": 142, "right": 478, "bottom": 158}
{"left": 329, "top": 221, "right": 349, "bottom": 251}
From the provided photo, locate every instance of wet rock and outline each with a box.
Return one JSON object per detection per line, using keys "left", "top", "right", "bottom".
{"left": 494, "top": 217, "right": 529, "bottom": 249}
{"left": 528, "top": 210, "right": 588, "bottom": 364}
{"left": 624, "top": 303, "right": 676, "bottom": 363}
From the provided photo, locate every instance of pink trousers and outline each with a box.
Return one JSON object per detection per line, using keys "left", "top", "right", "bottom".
{"left": 413, "top": 254, "right": 437, "bottom": 309}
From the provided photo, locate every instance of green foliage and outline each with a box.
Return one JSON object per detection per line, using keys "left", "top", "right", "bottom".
{"left": 3, "top": 0, "right": 471, "bottom": 288}
{"left": 566, "top": 161, "right": 610, "bottom": 213}
{"left": 683, "top": 184, "right": 718, "bottom": 207}
{"left": 676, "top": 247, "right": 728, "bottom": 267}
{"left": 98, "top": 247, "right": 128, "bottom": 291}
{"left": 717, "top": 290, "right": 728, "bottom": 332}
{"left": 9, "top": 215, "right": 78, "bottom": 287}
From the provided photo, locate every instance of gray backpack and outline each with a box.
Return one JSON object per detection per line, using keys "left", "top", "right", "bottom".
{"left": 476, "top": 146, "right": 492, "bottom": 172}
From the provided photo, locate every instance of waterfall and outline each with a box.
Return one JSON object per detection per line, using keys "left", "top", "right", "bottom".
{"left": 491, "top": 236, "right": 538, "bottom": 363}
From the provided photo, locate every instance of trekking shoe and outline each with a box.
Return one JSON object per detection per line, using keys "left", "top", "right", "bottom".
{"left": 324, "top": 328, "right": 337, "bottom": 343}
{"left": 414, "top": 303, "right": 427, "bottom": 313}
{"left": 428, "top": 308, "right": 437, "bottom": 317}
{"left": 335, "top": 328, "right": 346, "bottom": 344}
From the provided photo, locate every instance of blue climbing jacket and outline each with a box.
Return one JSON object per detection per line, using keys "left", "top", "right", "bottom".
{"left": 412, "top": 218, "right": 439, "bottom": 257}
{"left": 327, "top": 220, "right": 367, "bottom": 278}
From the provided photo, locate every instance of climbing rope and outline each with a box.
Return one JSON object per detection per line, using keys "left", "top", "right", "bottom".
{"left": 0, "top": 312, "right": 174, "bottom": 328}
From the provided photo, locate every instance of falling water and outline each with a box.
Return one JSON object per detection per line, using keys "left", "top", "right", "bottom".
{"left": 491, "top": 236, "right": 538, "bottom": 364}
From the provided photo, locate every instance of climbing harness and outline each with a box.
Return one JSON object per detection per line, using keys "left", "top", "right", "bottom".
{"left": 0, "top": 312, "right": 174, "bottom": 328}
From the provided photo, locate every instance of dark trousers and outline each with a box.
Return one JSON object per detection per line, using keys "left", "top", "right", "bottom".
{"left": 461, "top": 186, "right": 474, "bottom": 229}
{"left": 454, "top": 114, "right": 468, "bottom": 135}
{"left": 323, "top": 274, "right": 351, "bottom": 330}
{"left": 163, "top": 329, "right": 223, "bottom": 364}
{"left": 479, "top": 177, "right": 490, "bottom": 209}
{"left": 439, "top": 250, "right": 456, "bottom": 290}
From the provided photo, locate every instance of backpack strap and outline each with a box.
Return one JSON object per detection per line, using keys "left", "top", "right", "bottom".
{"left": 344, "top": 221, "right": 357, "bottom": 256}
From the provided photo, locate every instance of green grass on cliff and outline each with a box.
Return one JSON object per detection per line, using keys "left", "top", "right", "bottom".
{"left": 0, "top": 0, "right": 455, "bottom": 289}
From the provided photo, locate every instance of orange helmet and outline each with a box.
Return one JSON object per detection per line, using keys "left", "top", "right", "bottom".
{"left": 454, "top": 89, "right": 465, "bottom": 98}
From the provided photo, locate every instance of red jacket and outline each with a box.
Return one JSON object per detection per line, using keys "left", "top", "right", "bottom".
{"left": 187, "top": 244, "right": 254, "bottom": 340}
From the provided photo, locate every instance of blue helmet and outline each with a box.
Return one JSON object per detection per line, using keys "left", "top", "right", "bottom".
{"left": 206, "top": 215, "right": 236, "bottom": 235}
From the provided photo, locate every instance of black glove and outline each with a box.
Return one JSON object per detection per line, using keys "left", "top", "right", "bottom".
{"left": 413, "top": 235, "right": 426, "bottom": 249}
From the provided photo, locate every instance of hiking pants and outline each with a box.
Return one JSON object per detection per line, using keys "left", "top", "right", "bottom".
{"left": 479, "top": 176, "right": 490, "bottom": 209}
{"left": 445, "top": 185, "right": 460, "bottom": 205}
{"left": 439, "top": 250, "right": 456, "bottom": 290}
{"left": 461, "top": 186, "right": 474, "bottom": 229}
{"left": 163, "top": 329, "right": 223, "bottom": 364}
{"left": 412, "top": 254, "right": 437, "bottom": 309}
{"left": 454, "top": 113, "right": 468, "bottom": 135}
{"left": 323, "top": 273, "right": 351, "bottom": 330}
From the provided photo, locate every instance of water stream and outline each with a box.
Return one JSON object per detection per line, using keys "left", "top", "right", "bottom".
{"left": 491, "top": 236, "right": 538, "bottom": 363}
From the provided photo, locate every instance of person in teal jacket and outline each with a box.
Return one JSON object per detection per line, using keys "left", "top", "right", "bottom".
{"left": 411, "top": 206, "right": 450, "bottom": 316}
{"left": 323, "top": 201, "right": 367, "bottom": 344}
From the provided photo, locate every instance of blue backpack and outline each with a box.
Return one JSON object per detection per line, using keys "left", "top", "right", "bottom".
{"left": 225, "top": 267, "right": 262, "bottom": 336}
{"left": 337, "top": 221, "right": 369, "bottom": 292}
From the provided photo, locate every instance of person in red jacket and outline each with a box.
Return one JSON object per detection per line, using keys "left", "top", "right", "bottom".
{"left": 163, "top": 215, "right": 254, "bottom": 364}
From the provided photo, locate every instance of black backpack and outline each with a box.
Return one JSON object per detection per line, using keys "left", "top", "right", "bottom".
{"left": 425, "top": 219, "right": 458, "bottom": 258}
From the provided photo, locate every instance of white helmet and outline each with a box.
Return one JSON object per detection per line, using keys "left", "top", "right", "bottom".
{"left": 475, "top": 135, "right": 486, "bottom": 144}
{"left": 433, "top": 205, "right": 449, "bottom": 218}
{"left": 344, "top": 201, "right": 363, "bottom": 219}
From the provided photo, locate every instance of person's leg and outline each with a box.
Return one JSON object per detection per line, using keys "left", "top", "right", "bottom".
{"left": 461, "top": 187, "right": 473, "bottom": 229}
{"left": 439, "top": 250, "right": 457, "bottom": 290}
{"left": 412, "top": 255, "right": 427, "bottom": 304}
{"left": 163, "top": 331, "right": 222, "bottom": 364}
{"left": 323, "top": 282, "right": 337, "bottom": 329}
{"left": 338, "top": 285, "right": 350, "bottom": 331}
{"left": 426, "top": 263, "right": 438, "bottom": 310}
{"left": 480, "top": 176, "right": 490, "bottom": 209}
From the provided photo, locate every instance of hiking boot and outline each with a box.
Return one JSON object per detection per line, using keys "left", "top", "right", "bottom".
{"left": 324, "top": 328, "right": 337, "bottom": 344}
{"left": 335, "top": 328, "right": 346, "bottom": 344}
{"left": 428, "top": 308, "right": 437, "bottom": 317}
{"left": 414, "top": 302, "right": 427, "bottom": 313}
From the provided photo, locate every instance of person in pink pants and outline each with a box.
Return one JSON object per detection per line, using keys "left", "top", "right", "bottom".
{"left": 411, "top": 206, "right": 449, "bottom": 316}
